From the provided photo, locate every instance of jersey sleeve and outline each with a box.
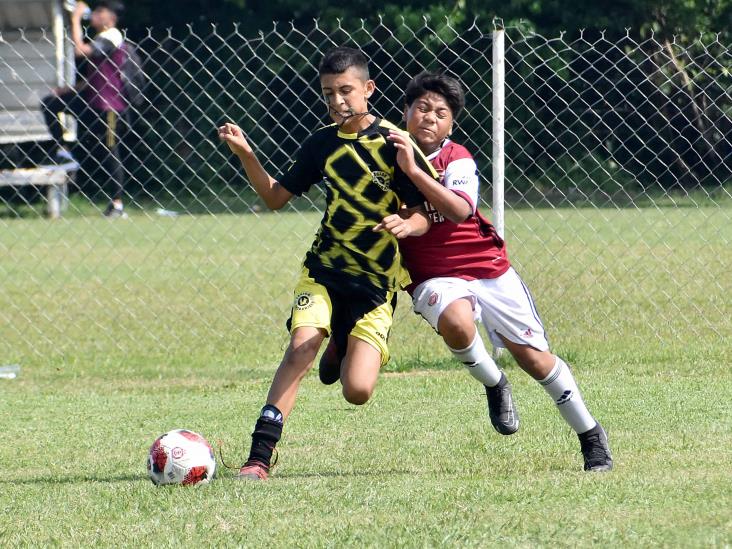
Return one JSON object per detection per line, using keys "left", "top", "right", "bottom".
{"left": 278, "top": 135, "right": 322, "bottom": 196}
{"left": 444, "top": 154, "right": 480, "bottom": 213}
{"left": 392, "top": 133, "right": 437, "bottom": 208}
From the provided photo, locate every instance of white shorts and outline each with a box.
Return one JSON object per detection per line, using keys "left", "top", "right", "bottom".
{"left": 411, "top": 267, "right": 549, "bottom": 351}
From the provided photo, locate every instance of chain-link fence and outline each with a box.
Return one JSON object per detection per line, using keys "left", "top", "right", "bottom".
{"left": 1, "top": 17, "right": 730, "bottom": 364}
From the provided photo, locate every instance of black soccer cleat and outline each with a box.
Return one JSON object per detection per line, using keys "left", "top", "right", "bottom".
{"left": 103, "top": 202, "right": 128, "bottom": 219}
{"left": 318, "top": 338, "right": 341, "bottom": 385}
{"left": 578, "top": 422, "right": 613, "bottom": 472}
{"left": 485, "top": 372, "right": 520, "bottom": 435}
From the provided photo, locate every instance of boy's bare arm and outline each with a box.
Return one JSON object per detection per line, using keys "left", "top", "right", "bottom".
{"left": 218, "top": 122, "right": 293, "bottom": 210}
{"left": 374, "top": 206, "right": 431, "bottom": 238}
{"left": 388, "top": 130, "right": 472, "bottom": 223}
{"left": 70, "top": 2, "right": 94, "bottom": 57}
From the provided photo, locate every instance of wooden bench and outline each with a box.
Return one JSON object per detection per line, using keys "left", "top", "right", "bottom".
{"left": 1, "top": 13, "right": 78, "bottom": 220}
{"left": 0, "top": 167, "right": 72, "bottom": 218}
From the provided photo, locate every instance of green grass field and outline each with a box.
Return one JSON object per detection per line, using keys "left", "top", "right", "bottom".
{"left": 1, "top": 205, "right": 730, "bottom": 546}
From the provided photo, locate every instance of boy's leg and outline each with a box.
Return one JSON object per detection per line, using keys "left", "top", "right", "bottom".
{"left": 500, "top": 338, "right": 595, "bottom": 432}
{"left": 413, "top": 279, "right": 518, "bottom": 435}
{"left": 476, "top": 268, "right": 612, "bottom": 471}
{"left": 102, "top": 111, "right": 126, "bottom": 216}
{"left": 318, "top": 301, "right": 348, "bottom": 385}
{"left": 318, "top": 338, "right": 343, "bottom": 385}
{"left": 41, "top": 92, "right": 68, "bottom": 145}
{"left": 40, "top": 89, "right": 83, "bottom": 164}
{"left": 502, "top": 339, "right": 612, "bottom": 471}
{"left": 240, "top": 269, "right": 332, "bottom": 480}
{"left": 340, "top": 335, "right": 381, "bottom": 405}
{"left": 338, "top": 289, "right": 396, "bottom": 405}
{"left": 437, "top": 298, "right": 502, "bottom": 387}
{"left": 267, "top": 326, "right": 327, "bottom": 417}
{"left": 239, "top": 326, "right": 325, "bottom": 480}
{"left": 320, "top": 283, "right": 396, "bottom": 387}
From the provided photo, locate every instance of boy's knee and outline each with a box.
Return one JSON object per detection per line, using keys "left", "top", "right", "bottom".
{"left": 338, "top": 337, "right": 381, "bottom": 405}
{"left": 438, "top": 309, "right": 475, "bottom": 349}
{"left": 342, "top": 384, "right": 373, "bottom": 405}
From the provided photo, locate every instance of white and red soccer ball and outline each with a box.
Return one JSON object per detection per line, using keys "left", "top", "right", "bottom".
{"left": 147, "top": 429, "right": 216, "bottom": 486}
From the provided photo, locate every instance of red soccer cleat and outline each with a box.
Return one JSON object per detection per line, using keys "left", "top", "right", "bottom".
{"left": 236, "top": 460, "right": 270, "bottom": 481}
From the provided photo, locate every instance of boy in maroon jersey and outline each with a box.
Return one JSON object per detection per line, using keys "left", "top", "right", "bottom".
{"left": 383, "top": 72, "right": 612, "bottom": 471}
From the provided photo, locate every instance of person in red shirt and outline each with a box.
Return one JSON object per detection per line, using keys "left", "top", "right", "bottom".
{"left": 386, "top": 72, "right": 612, "bottom": 472}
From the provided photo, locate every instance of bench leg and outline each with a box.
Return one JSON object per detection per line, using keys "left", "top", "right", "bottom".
{"left": 46, "top": 181, "right": 68, "bottom": 219}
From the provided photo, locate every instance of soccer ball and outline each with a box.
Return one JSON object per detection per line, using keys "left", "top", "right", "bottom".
{"left": 147, "top": 429, "right": 216, "bottom": 486}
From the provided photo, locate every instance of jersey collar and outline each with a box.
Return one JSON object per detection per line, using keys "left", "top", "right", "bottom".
{"left": 425, "top": 138, "right": 451, "bottom": 161}
{"left": 337, "top": 117, "right": 381, "bottom": 140}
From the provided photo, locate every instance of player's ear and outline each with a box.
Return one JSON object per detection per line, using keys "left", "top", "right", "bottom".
{"left": 364, "top": 79, "right": 375, "bottom": 99}
{"left": 402, "top": 106, "right": 408, "bottom": 123}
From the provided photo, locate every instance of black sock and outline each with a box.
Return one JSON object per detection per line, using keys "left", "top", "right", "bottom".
{"left": 247, "top": 405, "right": 283, "bottom": 468}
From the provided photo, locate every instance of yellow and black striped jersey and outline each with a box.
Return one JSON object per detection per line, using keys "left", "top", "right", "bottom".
{"left": 279, "top": 117, "right": 438, "bottom": 294}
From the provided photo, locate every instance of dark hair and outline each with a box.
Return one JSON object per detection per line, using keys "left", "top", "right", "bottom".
{"left": 404, "top": 72, "right": 465, "bottom": 118}
{"left": 318, "top": 47, "right": 370, "bottom": 80}
{"left": 95, "top": 1, "right": 124, "bottom": 17}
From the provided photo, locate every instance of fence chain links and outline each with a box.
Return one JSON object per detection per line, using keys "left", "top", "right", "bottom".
{"left": 0, "top": 19, "right": 729, "bottom": 360}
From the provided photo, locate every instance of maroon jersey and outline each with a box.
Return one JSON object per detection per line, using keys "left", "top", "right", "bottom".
{"left": 400, "top": 139, "right": 511, "bottom": 293}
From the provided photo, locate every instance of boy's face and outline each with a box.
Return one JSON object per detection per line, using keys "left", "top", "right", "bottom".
{"left": 91, "top": 7, "right": 116, "bottom": 30}
{"left": 320, "top": 67, "right": 375, "bottom": 129}
{"left": 404, "top": 91, "right": 454, "bottom": 153}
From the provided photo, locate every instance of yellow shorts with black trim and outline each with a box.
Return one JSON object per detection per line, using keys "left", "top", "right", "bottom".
{"left": 289, "top": 268, "right": 394, "bottom": 366}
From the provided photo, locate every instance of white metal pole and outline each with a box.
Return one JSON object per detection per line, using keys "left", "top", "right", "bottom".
{"left": 52, "top": 0, "right": 65, "bottom": 86}
{"left": 492, "top": 27, "right": 505, "bottom": 239}
{"left": 491, "top": 26, "right": 506, "bottom": 360}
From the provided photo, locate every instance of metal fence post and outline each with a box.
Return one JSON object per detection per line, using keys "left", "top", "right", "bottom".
{"left": 492, "top": 25, "right": 506, "bottom": 240}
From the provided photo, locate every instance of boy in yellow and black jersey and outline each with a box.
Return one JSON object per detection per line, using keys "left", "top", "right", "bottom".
{"left": 218, "top": 46, "right": 439, "bottom": 481}
{"left": 282, "top": 116, "right": 434, "bottom": 294}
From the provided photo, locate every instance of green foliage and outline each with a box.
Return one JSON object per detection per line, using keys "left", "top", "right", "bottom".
{"left": 121, "top": 0, "right": 732, "bottom": 41}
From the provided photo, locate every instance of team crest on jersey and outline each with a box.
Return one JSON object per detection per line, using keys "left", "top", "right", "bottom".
{"left": 427, "top": 292, "right": 439, "bottom": 306}
{"left": 295, "top": 292, "right": 313, "bottom": 310}
{"left": 371, "top": 171, "right": 391, "bottom": 191}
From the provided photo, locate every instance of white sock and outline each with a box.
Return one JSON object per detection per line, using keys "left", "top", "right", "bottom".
{"left": 539, "top": 356, "right": 596, "bottom": 434}
{"left": 448, "top": 332, "right": 503, "bottom": 387}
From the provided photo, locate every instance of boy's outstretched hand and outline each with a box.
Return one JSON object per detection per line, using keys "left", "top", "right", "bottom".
{"left": 218, "top": 123, "right": 253, "bottom": 157}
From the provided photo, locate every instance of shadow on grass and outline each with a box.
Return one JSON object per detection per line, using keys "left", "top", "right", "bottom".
{"left": 227, "top": 467, "right": 417, "bottom": 480}
{"left": 386, "top": 353, "right": 519, "bottom": 374}
{"left": 3, "top": 468, "right": 421, "bottom": 485}
{"left": 0, "top": 473, "right": 143, "bottom": 485}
